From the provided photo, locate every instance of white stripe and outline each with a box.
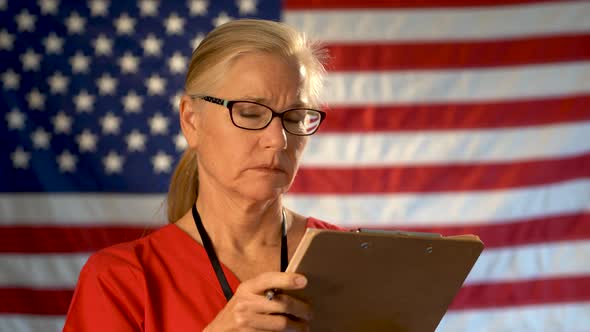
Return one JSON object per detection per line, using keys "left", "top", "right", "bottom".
{"left": 323, "top": 62, "right": 590, "bottom": 105}
{"left": 285, "top": 2, "right": 590, "bottom": 42}
{"left": 0, "top": 315, "right": 64, "bottom": 332}
{"left": 1, "top": 241, "right": 588, "bottom": 288}
{"left": 304, "top": 121, "right": 590, "bottom": 166}
{"left": 1, "top": 180, "right": 589, "bottom": 226}
{"left": 438, "top": 302, "right": 590, "bottom": 332}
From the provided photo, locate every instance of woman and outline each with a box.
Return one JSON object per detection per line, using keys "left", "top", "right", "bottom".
{"left": 64, "top": 19, "right": 343, "bottom": 331}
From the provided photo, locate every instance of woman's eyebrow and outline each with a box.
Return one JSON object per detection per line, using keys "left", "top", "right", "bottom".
{"left": 238, "top": 95, "right": 309, "bottom": 108}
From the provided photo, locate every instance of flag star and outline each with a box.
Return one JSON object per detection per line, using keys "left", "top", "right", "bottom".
{"left": 149, "top": 112, "right": 169, "bottom": 135}
{"left": 38, "top": 0, "right": 59, "bottom": 15}
{"left": 52, "top": 111, "right": 72, "bottom": 134}
{"left": 213, "top": 12, "right": 232, "bottom": 27}
{"left": 93, "top": 34, "right": 113, "bottom": 56}
{"left": 43, "top": 32, "right": 64, "bottom": 54}
{"left": 100, "top": 112, "right": 121, "bottom": 134}
{"left": 145, "top": 74, "right": 166, "bottom": 95}
{"left": 89, "top": 0, "right": 109, "bottom": 17}
{"left": 65, "top": 11, "right": 86, "bottom": 34}
{"left": 57, "top": 150, "right": 77, "bottom": 173}
{"left": 188, "top": 0, "right": 208, "bottom": 16}
{"left": 76, "top": 129, "right": 98, "bottom": 152}
{"left": 191, "top": 33, "right": 205, "bottom": 50}
{"left": 0, "top": 0, "right": 6, "bottom": 10}
{"left": 237, "top": 0, "right": 257, "bottom": 15}
{"left": 114, "top": 12, "right": 135, "bottom": 35}
{"left": 6, "top": 108, "right": 26, "bottom": 130}
{"left": 69, "top": 51, "right": 91, "bottom": 74}
{"left": 152, "top": 151, "right": 172, "bottom": 173}
{"left": 122, "top": 90, "right": 143, "bottom": 113}
{"left": 103, "top": 150, "right": 124, "bottom": 174}
{"left": 142, "top": 34, "right": 162, "bottom": 56}
{"left": 164, "top": 13, "right": 184, "bottom": 35}
{"left": 73, "top": 90, "right": 95, "bottom": 112}
{"left": 174, "top": 132, "right": 188, "bottom": 151}
{"left": 118, "top": 51, "right": 140, "bottom": 74}
{"left": 47, "top": 71, "right": 69, "bottom": 94}
{"left": 15, "top": 9, "right": 36, "bottom": 32}
{"left": 1, "top": 69, "right": 20, "bottom": 90}
{"left": 96, "top": 73, "right": 118, "bottom": 95}
{"left": 20, "top": 49, "right": 42, "bottom": 71}
{"left": 170, "top": 91, "right": 182, "bottom": 112}
{"left": 138, "top": 0, "right": 158, "bottom": 17}
{"left": 0, "top": 29, "right": 15, "bottom": 50}
{"left": 168, "top": 52, "right": 187, "bottom": 74}
{"left": 31, "top": 127, "right": 51, "bottom": 149}
{"left": 126, "top": 129, "right": 147, "bottom": 152}
{"left": 26, "top": 88, "right": 45, "bottom": 110}
{"left": 11, "top": 147, "right": 31, "bottom": 169}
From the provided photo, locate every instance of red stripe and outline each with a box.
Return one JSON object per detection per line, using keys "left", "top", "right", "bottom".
{"left": 285, "top": 0, "right": 558, "bottom": 9}
{"left": 372, "top": 212, "right": 590, "bottom": 249}
{"left": 0, "top": 288, "right": 73, "bottom": 315}
{"left": 450, "top": 276, "right": 590, "bottom": 310}
{"left": 325, "top": 35, "right": 590, "bottom": 71}
{"left": 320, "top": 95, "right": 590, "bottom": 132}
{"left": 292, "top": 154, "right": 590, "bottom": 194}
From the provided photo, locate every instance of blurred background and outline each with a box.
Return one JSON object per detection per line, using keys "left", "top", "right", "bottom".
{"left": 1, "top": 0, "right": 589, "bottom": 331}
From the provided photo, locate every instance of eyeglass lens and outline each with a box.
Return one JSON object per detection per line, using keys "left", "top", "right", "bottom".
{"left": 231, "top": 102, "right": 322, "bottom": 135}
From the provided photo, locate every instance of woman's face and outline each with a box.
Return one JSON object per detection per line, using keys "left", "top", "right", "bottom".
{"left": 182, "top": 52, "right": 311, "bottom": 203}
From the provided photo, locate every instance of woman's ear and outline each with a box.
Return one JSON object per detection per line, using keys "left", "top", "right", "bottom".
{"left": 179, "top": 95, "right": 200, "bottom": 148}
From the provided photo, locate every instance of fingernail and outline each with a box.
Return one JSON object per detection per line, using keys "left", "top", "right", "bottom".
{"left": 295, "top": 276, "right": 307, "bottom": 287}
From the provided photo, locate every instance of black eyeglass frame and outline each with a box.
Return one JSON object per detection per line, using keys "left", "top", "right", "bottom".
{"left": 188, "top": 95, "right": 326, "bottom": 136}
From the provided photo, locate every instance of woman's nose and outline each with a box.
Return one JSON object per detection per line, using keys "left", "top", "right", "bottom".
{"left": 261, "top": 117, "right": 287, "bottom": 150}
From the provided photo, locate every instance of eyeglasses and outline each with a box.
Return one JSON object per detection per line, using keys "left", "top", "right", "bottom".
{"left": 188, "top": 95, "right": 326, "bottom": 136}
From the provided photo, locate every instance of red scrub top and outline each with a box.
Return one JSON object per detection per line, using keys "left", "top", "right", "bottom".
{"left": 63, "top": 218, "right": 344, "bottom": 331}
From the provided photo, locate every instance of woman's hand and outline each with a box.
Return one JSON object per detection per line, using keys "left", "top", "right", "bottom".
{"left": 204, "top": 272, "right": 312, "bottom": 331}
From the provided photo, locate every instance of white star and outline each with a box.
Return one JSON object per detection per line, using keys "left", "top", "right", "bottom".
{"left": 170, "top": 91, "right": 182, "bottom": 112}
{"left": 69, "top": 51, "right": 91, "bottom": 73}
{"left": 118, "top": 51, "right": 139, "bottom": 74}
{"left": 174, "top": 132, "right": 188, "bottom": 151}
{"left": 26, "top": 88, "right": 45, "bottom": 110}
{"left": 188, "top": 0, "right": 208, "bottom": 16}
{"left": 152, "top": 151, "right": 172, "bottom": 173}
{"left": 191, "top": 33, "right": 205, "bottom": 50}
{"left": 20, "top": 48, "right": 42, "bottom": 71}
{"left": 0, "top": 0, "right": 6, "bottom": 10}
{"left": 11, "top": 147, "right": 31, "bottom": 170}
{"left": 57, "top": 150, "right": 77, "bottom": 173}
{"left": 213, "top": 12, "right": 232, "bottom": 27}
{"left": 93, "top": 34, "right": 113, "bottom": 56}
{"left": 142, "top": 34, "right": 162, "bottom": 56}
{"left": 103, "top": 150, "right": 124, "bottom": 174}
{"left": 43, "top": 32, "right": 64, "bottom": 54}
{"left": 47, "top": 71, "right": 69, "bottom": 94}
{"left": 138, "top": 0, "right": 158, "bottom": 17}
{"left": 122, "top": 90, "right": 143, "bottom": 113}
{"left": 5, "top": 108, "right": 26, "bottom": 130}
{"left": 114, "top": 12, "right": 135, "bottom": 35}
{"left": 126, "top": 129, "right": 147, "bottom": 152}
{"left": 52, "top": 111, "right": 72, "bottom": 134}
{"left": 0, "top": 29, "right": 15, "bottom": 50}
{"left": 31, "top": 127, "right": 51, "bottom": 149}
{"left": 89, "top": 0, "right": 109, "bottom": 17}
{"left": 100, "top": 112, "right": 121, "bottom": 134}
{"left": 145, "top": 74, "right": 166, "bottom": 95}
{"left": 76, "top": 129, "right": 98, "bottom": 152}
{"left": 164, "top": 13, "right": 184, "bottom": 35}
{"left": 1, "top": 69, "right": 20, "bottom": 90}
{"left": 15, "top": 9, "right": 36, "bottom": 32}
{"left": 149, "top": 112, "right": 169, "bottom": 135}
{"left": 96, "top": 73, "right": 117, "bottom": 95}
{"left": 38, "top": 0, "right": 59, "bottom": 15}
{"left": 65, "top": 11, "right": 86, "bottom": 34}
{"left": 237, "top": 0, "right": 257, "bottom": 15}
{"left": 73, "top": 90, "right": 95, "bottom": 112}
{"left": 168, "top": 52, "right": 187, "bottom": 74}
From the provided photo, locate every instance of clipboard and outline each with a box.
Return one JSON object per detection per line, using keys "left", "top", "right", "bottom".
{"left": 284, "top": 228, "right": 484, "bottom": 332}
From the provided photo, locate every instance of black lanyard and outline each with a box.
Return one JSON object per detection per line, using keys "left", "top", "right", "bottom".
{"left": 192, "top": 204, "right": 288, "bottom": 301}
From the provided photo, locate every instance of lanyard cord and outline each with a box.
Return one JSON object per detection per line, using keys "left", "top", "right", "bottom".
{"left": 192, "top": 204, "right": 288, "bottom": 302}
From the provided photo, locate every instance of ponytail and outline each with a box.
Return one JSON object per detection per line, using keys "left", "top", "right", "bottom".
{"left": 167, "top": 149, "right": 198, "bottom": 223}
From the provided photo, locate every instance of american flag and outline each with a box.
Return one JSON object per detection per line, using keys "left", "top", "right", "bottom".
{"left": 1, "top": 0, "right": 589, "bottom": 331}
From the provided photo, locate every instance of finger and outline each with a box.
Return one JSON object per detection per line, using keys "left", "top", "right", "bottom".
{"left": 241, "top": 272, "right": 307, "bottom": 295}
{"left": 264, "top": 294, "right": 312, "bottom": 322}
{"left": 248, "top": 312, "right": 309, "bottom": 331}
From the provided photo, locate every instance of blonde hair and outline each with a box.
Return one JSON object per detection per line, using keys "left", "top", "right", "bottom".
{"left": 166, "top": 19, "right": 328, "bottom": 223}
